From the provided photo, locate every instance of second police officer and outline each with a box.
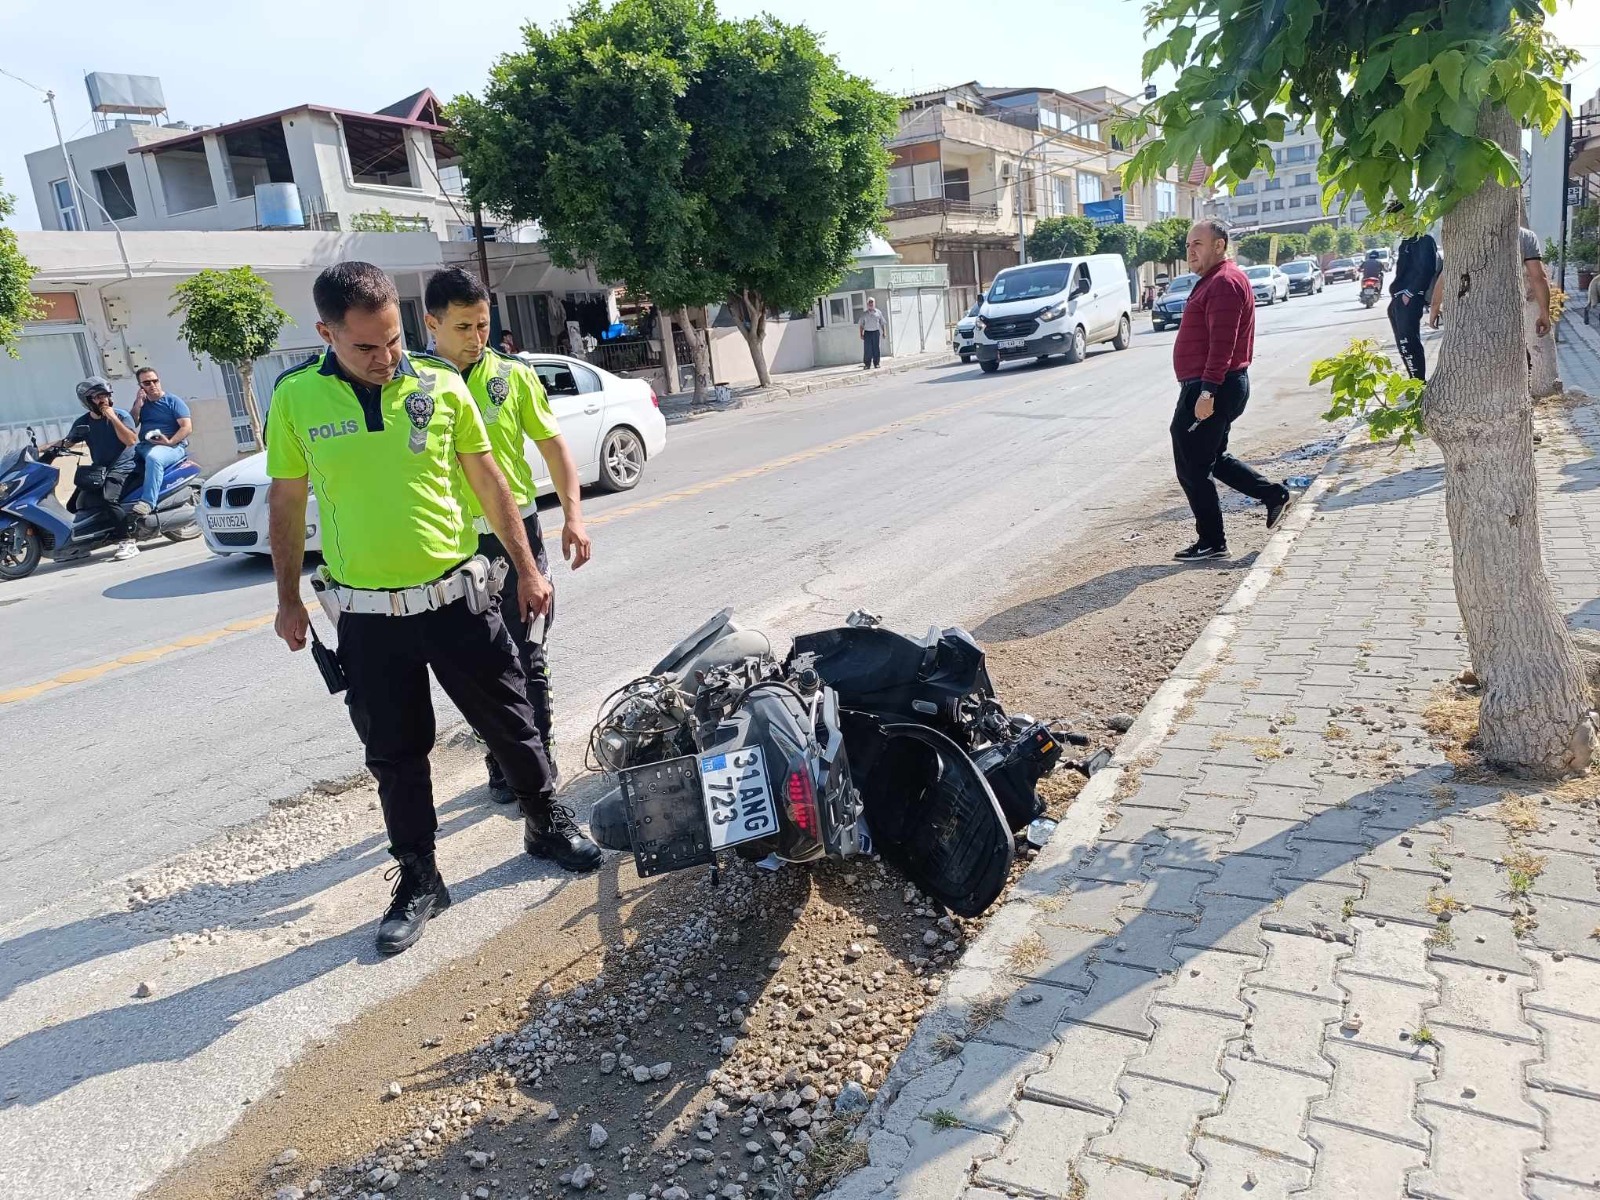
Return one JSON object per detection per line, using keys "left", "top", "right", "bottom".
{"left": 421, "top": 267, "right": 591, "bottom": 797}
{"left": 267, "top": 262, "right": 601, "bottom": 957}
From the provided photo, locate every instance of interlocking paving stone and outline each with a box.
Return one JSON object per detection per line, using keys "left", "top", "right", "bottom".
{"left": 1101, "top": 912, "right": 1192, "bottom": 972}
{"left": 1525, "top": 949, "right": 1600, "bottom": 1021}
{"left": 1432, "top": 856, "right": 1517, "bottom": 915}
{"left": 1087, "top": 1075, "right": 1218, "bottom": 1185}
{"left": 968, "top": 977, "right": 1081, "bottom": 1053}
{"left": 1238, "top": 784, "right": 1320, "bottom": 822}
{"left": 1532, "top": 852, "right": 1600, "bottom": 904}
{"left": 1528, "top": 896, "right": 1600, "bottom": 963}
{"left": 1164, "top": 946, "right": 1258, "bottom": 1019}
{"left": 1361, "top": 828, "right": 1451, "bottom": 875}
{"left": 1311, "top": 1041, "right": 1433, "bottom": 1147}
{"left": 1352, "top": 867, "right": 1440, "bottom": 927}
{"left": 1228, "top": 814, "right": 1300, "bottom": 853}
{"left": 1123, "top": 1005, "right": 1244, "bottom": 1093}
{"left": 893, "top": 1120, "right": 1006, "bottom": 1200}
{"left": 1069, "top": 842, "right": 1156, "bottom": 886}
{"left": 1527, "top": 1009, "right": 1600, "bottom": 1101}
{"left": 1295, "top": 802, "right": 1381, "bottom": 844}
{"left": 1191, "top": 1135, "right": 1312, "bottom": 1197}
{"left": 1144, "top": 832, "right": 1231, "bottom": 870}
{"left": 1177, "top": 897, "right": 1271, "bottom": 956}
{"left": 1046, "top": 880, "right": 1140, "bottom": 934}
{"left": 1527, "top": 1177, "right": 1600, "bottom": 1200}
{"left": 1440, "top": 814, "right": 1524, "bottom": 861}
{"left": 1264, "top": 880, "right": 1361, "bottom": 941}
{"left": 923, "top": 1042, "right": 1050, "bottom": 1137}
{"left": 1193, "top": 764, "right": 1267, "bottom": 799}
{"left": 1123, "top": 773, "right": 1200, "bottom": 812}
{"left": 1280, "top": 837, "right": 1366, "bottom": 886}
{"left": 1410, "top": 1104, "right": 1543, "bottom": 1200}
{"left": 1238, "top": 986, "right": 1338, "bottom": 1077}
{"left": 1198, "top": 1055, "right": 1325, "bottom": 1164}
{"left": 1200, "top": 853, "right": 1286, "bottom": 901}
{"left": 1332, "top": 974, "right": 1438, "bottom": 1056}
{"left": 1021, "top": 921, "right": 1101, "bottom": 993}
{"left": 1062, "top": 963, "right": 1166, "bottom": 1040}
{"left": 1344, "top": 916, "right": 1436, "bottom": 986}
{"left": 1118, "top": 867, "right": 1211, "bottom": 918}
{"left": 972, "top": 1100, "right": 1109, "bottom": 1197}
{"left": 1022, "top": 1023, "right": 1143, "bottom": 1116}
{"left": 1528, "top": 1090, "right": 1600, "bottom": 1189}
{"left": 1164, "top": 796, "right": 1248, "bottom": 835}
{"left": 1427, "top": 961, "right": 1538, "bottom": 1041}
{"left": 1248, "top": 930, "right": 1351, "bottom": 1000}
{"left": 1099, "top": 805, "right": 1172, "bottom": 846}
{"left": 1074, "top": 1157, "right": 1189, "bottom": 1199}
{"left": 1418, "top": 1025, "right": 1543, "bottom": 1127}
{"left": 1296, "top": 1121, "right": 1427, "bottom": 1199}
{"left": 1427, "top": 906, "right": 1536, "bottom": 976}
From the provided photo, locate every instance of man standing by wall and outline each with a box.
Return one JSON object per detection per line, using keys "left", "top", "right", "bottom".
{"left": 267, "top": 262, "right": 600, "bottom": 957}
{"left": 127, "top": 366, "right": 192, "bottom": 516}
{"left": 423, "top": 266, "right": 593, "bottom": 795}
{"left": 1168, "top": 221, "right": 1292, "bottom": 561}
{"left": 859, "top": 297, "right": 886, "bottom": 370}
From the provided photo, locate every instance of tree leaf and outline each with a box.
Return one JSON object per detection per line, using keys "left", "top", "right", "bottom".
{"left": 1434, "top": 48, "right": 1465, "bottom": 100}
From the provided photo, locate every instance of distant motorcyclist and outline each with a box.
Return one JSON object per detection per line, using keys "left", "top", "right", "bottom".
{"left": 45, "top": 378, "right": 140, "bottom": 561}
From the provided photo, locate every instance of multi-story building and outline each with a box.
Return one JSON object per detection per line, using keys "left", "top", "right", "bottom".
{"left": 26, "top": 75, "right": 475, "bottom": 240}
{"left": 1205, "top": 125, "right": 1370, "bottom": 234}
{"left": 885, "top": 82, "right": 1204, "bottom": 313}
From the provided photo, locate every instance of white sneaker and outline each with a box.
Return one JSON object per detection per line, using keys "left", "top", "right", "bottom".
{"left": 111, "top": 541, "right": 140, "bottom": 561}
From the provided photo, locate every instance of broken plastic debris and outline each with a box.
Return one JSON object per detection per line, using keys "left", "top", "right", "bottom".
{"left": 1026, "top": 818, "right": 1059, "bottom": 848}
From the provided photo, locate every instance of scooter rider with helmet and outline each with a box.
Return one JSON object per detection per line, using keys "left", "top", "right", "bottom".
{"left": 44, "top": 378, "right": 141, "bottom": 561}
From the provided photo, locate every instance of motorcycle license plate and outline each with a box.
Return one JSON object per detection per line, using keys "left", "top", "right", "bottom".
{"left": 206, "top": 513, "right": 250, "bottom": 531}
{"left": 700, "top": 748, "right": 778, "bottom": 849}
{"left": 998, "top": 338, "right": 1026, "bottom": 351}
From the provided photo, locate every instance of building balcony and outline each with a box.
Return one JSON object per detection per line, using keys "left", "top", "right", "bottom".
{"left": 889, "top": 197, "right": 1000, "bottom": 221}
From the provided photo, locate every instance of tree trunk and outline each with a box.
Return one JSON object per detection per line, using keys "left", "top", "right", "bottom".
{"left": 675, "top": 307, "right": 711, "bottom": 403}
{"left": 728, "top": 290, "right": 772, "bottom": 389}
{"left": 1423, "top": 103, "right": 1594, "bottom": 776}
{"left": 1526, "top": 296, "right": 1561, "bottom": 399}
{"left": 237, "top": 361, "right": 264, "bottom": 449}
{"left": 659, "top": 307, "right": 680, "bottom": 396}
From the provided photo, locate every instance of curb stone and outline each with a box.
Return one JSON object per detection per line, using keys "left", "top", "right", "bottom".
{"left": 819, "top": 421, "right": 1364, "bottom": 1199}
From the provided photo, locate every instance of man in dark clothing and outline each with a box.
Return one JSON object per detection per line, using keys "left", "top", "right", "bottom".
{"left": 1388, "top": 232, "right": 1442, "bottom": 380}
{"left": 47, "top": 377, "right": 142, "bottom": 560}
{"left": 1168, "top": 221, "right": 1291, "bottom": 561}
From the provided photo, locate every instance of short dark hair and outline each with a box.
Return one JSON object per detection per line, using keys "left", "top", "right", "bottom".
{"left": 135, "top": 366, "right": 158, "bottom": 380}
{"left": 313, "top": 261, "right": 399, "bottom": 325}
{"left": 1192, "top": 218, "right": 1230, "bottom": 246}
{"left": 424, "top": 266, "right": 491, "bottom": 318}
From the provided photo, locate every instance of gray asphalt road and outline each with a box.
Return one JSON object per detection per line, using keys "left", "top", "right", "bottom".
{"left": 0, "top": 287, "right": 1389, "bottom": 928}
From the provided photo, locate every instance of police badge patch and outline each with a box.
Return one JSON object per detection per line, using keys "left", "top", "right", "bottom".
{"left": 405, "top": 373, "right": 437, "bottom": 453}
{"left": 487, "top": 374, "right": 510, "bottom": 403}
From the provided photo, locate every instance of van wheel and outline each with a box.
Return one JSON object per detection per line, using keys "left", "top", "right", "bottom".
{"left": 1112, "top": 315, "right": 1132, "bottom": 351}
{"left": 1064, "top": 326, "right": 1087, "bottom": 363}
{"left": 979, "top": 359, "right": 1000, "bottom": 374}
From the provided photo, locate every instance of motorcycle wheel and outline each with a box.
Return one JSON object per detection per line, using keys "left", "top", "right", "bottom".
{"left": 0, "top": 523, "right": 42, "bottom": 581}
{"left": 163, "top": 522, "right": 202, "bottom": 543}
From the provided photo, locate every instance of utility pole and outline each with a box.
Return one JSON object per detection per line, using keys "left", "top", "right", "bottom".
{"left": 1557, "top": 82, "right": 1572, "bottom": 344}
{"left": 44, "top": 89, "right": 92, "bottom": 235}
{"left": 472, "top": 201, "right": 492, "bottom": 291}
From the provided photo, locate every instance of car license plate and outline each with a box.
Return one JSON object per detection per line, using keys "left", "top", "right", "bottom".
{"left": 700, "top": 747, "right": 778, "bottom": 849}
{"left": 998, "top": 338, "right": 1026, "bottom": 351}
{"left": 206, "top": 513, "right": 250, "bottom": 531}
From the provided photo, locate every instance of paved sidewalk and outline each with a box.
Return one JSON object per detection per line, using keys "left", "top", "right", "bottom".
{"left": 658, "top": 350, "right": 951, "bottom": 416}
{"left": 824, "top": 405, "right": 1600, "bottom": 1196}
{"left": 1559, "top": 315, "right": 1600, "bottom": 397}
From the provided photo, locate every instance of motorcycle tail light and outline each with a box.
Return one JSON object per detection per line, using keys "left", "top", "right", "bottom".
{"left": 787, "top": 767, "right": 819, "bottom": 838}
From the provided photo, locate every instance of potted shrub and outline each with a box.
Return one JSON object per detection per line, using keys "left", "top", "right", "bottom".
{"left": 1571, "top": 205, "right": 1599, "bottom": 293}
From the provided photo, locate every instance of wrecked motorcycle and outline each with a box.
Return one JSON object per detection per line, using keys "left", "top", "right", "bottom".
{"left": 587, "top": 610, "right": 1107, "bottom": 917}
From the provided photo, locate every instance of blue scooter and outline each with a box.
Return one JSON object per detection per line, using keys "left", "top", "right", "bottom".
{"left": 0, "top": 426, "right": 203, "bottom": 580}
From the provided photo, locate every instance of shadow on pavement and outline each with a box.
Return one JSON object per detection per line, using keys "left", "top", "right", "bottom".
{"left": 1319, "top": 463, "right": 1443, "bottom": 510}
{"left": 102, "top": 554, "right": 277, "bottom": 601}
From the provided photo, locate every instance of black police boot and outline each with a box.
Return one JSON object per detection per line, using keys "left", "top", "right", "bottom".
{"left": 485, "top": 753, "right": 516, "bottom": 805}
{"left": 522, "top": 797, "right": 602, "bottom": 872}
{"left": 375, "top": 852, "right": 452, "bottom": 955}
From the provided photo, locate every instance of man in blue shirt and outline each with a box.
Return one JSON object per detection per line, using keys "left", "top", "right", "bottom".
{"left": 127, "top": 365, "right": 192, "bottom": 515}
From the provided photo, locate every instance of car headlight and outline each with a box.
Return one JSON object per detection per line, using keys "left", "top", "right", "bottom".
{"left": 1038, "top": 301, "right": 1068, "bottom": 322}
{"left": 976, "top": 317, "right": 988, "bottom": 332}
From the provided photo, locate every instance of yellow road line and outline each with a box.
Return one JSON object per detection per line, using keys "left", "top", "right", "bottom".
{"left": 0, "top": 383, "right": 1028, "bottom": 707}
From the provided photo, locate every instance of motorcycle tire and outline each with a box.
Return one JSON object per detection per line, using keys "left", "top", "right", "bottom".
{"left": 164, "top": 522, "right": 202, "bottom": 543}
{"left": 0, "top": 523, "right": 43, "bottom": 581}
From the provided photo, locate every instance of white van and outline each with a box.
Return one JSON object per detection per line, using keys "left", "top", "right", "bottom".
{"left": 974, "top": 254, "right": 1134, "bottom": 373}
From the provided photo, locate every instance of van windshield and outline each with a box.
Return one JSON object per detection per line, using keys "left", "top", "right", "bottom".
{"left": 988, "top": 263, "right": 1072, "bottom": 303}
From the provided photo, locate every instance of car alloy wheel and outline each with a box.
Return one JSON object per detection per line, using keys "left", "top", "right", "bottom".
{"left": 599, "top": 427, "right": 645, "bottom": 492}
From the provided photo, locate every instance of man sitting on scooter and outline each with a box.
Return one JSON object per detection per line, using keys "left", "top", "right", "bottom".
{"left": 127, "top": 366, "right": 192, "bottom": 518}
{"left": 45, "top": 378, "right": 141, "bottom": 561}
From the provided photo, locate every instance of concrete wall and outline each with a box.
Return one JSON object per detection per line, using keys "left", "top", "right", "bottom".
{"left": 704, "top": 315, "right": 815, "bottom": 384}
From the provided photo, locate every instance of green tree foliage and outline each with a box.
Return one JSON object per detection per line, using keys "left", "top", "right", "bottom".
{"left": 169, "top": 267, "right": 290, "bottom": 445}
{"left": 1311, "top": 339, "right": 1426, "bottom": 446}
{"left": 450, "top": 0, "right": 896, "bottom": 391}
{"left": 1025, "top": 215, "right": 1099, "bottom": 261}
{"left": 1276, "top": 233, "right": 1310, "bottom": 262}
{"left": 1570, "top": 204, "right": 1599, "bottom": 269}
{"left": 1236, "top": 232, "right": 1274, "bottom": 265}
{"left": 0, "top": 176, "right": 44, "bottom": 358}
{"left": 1092, "top": 222, "right": 1139, "bottom": 263}
{"left": 1336, "top": 227, "right": 1364, "bottom": 257}
{"left": 1307, "top": 223, "right": 1337, "bottom": 257}
{"left": 1138, "top": 216, "right": 1192, "bottom": 268}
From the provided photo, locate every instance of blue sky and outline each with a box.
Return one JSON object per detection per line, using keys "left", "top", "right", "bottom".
{"left": 2, "top": 0, "right": 1597, "bottom": 230}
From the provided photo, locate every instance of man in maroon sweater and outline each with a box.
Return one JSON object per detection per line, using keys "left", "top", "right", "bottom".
{"left": 1168, "top": 220, "right": 1292, "bottom": 560}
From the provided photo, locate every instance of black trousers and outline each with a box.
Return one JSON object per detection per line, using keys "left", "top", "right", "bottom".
{"left": 1388, "top": 293, "right": 1426, "bottom": 381}
{"left": 339, "top": 598, "right": 554, "bottom": 859}
{"left": 477, "top": 511, "right": 555, "bottom": 752}
{"left": 1169, "top": 370, "right": 1284, "bottom": 549}
{"left": 862, "top": 329, "right": 881, "bottom": 368}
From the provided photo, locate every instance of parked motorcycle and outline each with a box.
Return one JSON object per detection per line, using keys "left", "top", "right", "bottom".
{"left": 587, "top": 609, "right": 1108, "bottom": 916}
{"left": 1359, "top": 275, "right": 1382, "bottom": 308}
{"left": 0, "top": 426, "right": 203, "bottom": 580}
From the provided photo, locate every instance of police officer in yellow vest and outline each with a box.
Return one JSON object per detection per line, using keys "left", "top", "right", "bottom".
{"left": 267, "top": 262, "right": 601, "bottom": 957}
{"left": 422, "top": 267, "right": 591, "bottom": 798}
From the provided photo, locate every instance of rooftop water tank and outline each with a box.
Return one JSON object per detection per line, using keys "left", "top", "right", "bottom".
{"left": 255, "top": 183, "right": 305, "bottom": 230}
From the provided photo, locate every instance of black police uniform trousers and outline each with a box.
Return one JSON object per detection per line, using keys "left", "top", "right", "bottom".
{"left": 1169, "top": 370, "right": 1285, "bottom": 549}
{"left": 1388, "top": 293, "right": 1427, "bottom": 381}
{"left": 339, "top": 593, "right": 553, "bottom": 860}
{"left": 476, "top": 510, "right": 556, "bottom": 749}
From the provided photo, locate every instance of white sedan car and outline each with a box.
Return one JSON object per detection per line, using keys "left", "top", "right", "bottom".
{"left": 1244, "top": 265, "right": 1291, "bottom": 305}
{"left": 200, "top": 353, "right": 667, "bottom": 558}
